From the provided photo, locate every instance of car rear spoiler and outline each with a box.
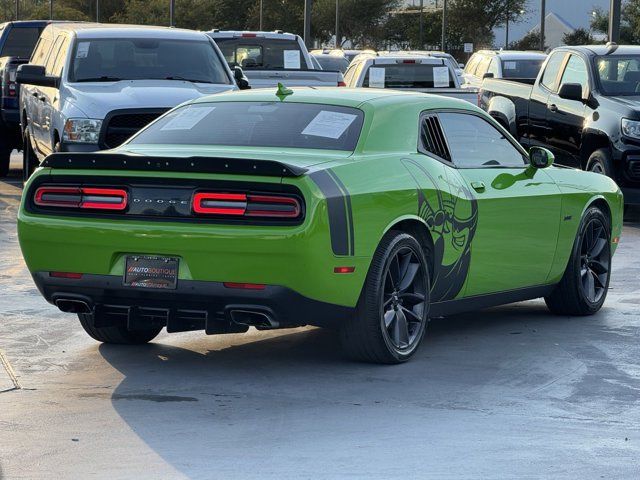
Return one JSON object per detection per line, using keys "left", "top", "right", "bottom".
{"left": 41, "top": 152, "right": 307, "bottom": 178}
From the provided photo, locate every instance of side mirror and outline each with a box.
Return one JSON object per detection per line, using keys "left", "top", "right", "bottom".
{"left": 482, "top": 72, "right": 494, "bottom": 80}
{"left": 558, "top": 82, "right": 583, "bottom": 102}
{"left": 233, "top": 66, "right": 251, "bottom": 90}
{"left": 529, "top": 146, "right": 554, "bottom": 169}
{"left": 16, "top": 64, "right": 58, "bottom": 87}
{"left": 458, "top": 63, "right": 465, "bottom": 69}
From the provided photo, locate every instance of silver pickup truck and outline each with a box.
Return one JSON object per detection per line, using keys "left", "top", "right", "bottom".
{"left": 207, "top": 30, "right": 344, "bottom": 88}
{"left": 344, "top": 52, "right": 478, "bottom": 104}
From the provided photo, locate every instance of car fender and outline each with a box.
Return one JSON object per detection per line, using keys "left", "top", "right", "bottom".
{"left": 579, "top": 127, "right": 612, "bottom": 169}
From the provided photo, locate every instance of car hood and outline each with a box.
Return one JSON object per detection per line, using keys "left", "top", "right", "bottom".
{"left": 64, "top": 80, "right": 236, "bottom": 118}
{"left": 605, "top": 95, "right": 640, "bottom": 110}
{"left": 115, "top": 145, "right": 353, "bottom": 169}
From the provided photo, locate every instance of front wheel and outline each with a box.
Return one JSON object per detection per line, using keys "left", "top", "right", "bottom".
{"left": 78, "top": 313, "right": 162, "bottom": 345}
{"left": 545, "top": 206, "right": 611, "bottom": 315}
{"left": 340, "top": 231, "right": 430, "bottom": 364}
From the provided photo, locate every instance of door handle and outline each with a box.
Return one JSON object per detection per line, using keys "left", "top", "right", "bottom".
{"left": 470, "top": 181, "right": 485, "bottom": 192}
{"left": 548, "top": 104, "right": 558, "bottom": 112}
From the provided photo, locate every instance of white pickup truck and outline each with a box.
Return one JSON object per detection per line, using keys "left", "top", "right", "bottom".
{"left": 344, "top": 52, "right": 478, "bottom": 104}
{"left": 207, "top": 30, "right": 345, "bottom": 88}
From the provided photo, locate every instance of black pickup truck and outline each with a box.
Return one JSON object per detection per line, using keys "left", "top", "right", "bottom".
{"left": 0, "top": 21, "right": 50, "bottom": 176}
{"left": 479, "top": 43, "right": 640, "bottom": 204}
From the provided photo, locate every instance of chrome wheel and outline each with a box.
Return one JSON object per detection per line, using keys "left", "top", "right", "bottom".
{"left": 590, "top": 162, "right": 605, "bottom": 174}
{"left": 380, "top": 246, "right": 427, "bottom": 351}
{"left": 580, "top": 218, "right": 610, "bottom": 304}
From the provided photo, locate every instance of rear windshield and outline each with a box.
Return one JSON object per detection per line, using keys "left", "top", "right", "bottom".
{"left": 128, "top": 102, "right": 364, "bottom": 151}
{"left": 500, "top": 59, "right": 544, "bottom": 79}
{"left": 596, "top": 55, "right": 640, "bottom": 96}
{"left": 0, "top": 26, "right": 43, "bottom": 58}
{"left": 214, "top": 37, "right": 308, "bottom": 70}
{"left": 362, "top": 63, "right": 455, "bottom": 88}
{"left": 69, "top": 38, "right": 231, "bottom": 84}
{"left": 313, "top": 55, "right": 349, "bottom": 73}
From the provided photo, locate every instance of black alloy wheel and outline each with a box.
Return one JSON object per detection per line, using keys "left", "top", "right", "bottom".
{"left": 381, "top": 246, "right": 427, "bottom": 351}
{"left": 579, "top": 217, "right": 610, "bottom": 304}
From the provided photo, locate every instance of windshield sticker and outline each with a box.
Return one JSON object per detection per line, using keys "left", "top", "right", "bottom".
{"left": 160, "top": 106, "right": 216, "bottom": 131}
{"left": 76, "top": 42, "right": 90, "bottom": 59}
{"left": 284, "top": 50, "right": 301, "bottom": 69}
{"left": 503, "top": 61, "right": 517, "bottom": 70}
{"left": 301, "top": 111, "right": 358, "bottom": 139}
{"left": 433, "top": 66, "right": 450, "bottom": 88}
{"left": 369, "top": 67, "right": 385, "bottom": 88}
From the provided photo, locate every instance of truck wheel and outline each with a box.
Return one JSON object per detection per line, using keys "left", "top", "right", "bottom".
{"left": 22, "top": 129, "right": 38, "bottom": 182}
{"left": 545, "top": 206, "right": 611, "bottom": 316}
{"left": 78, "top": 313, "right": 162, "bottom": 344}
{"left": 0, "top": 138, "right": 13, "bottom": 177}
{"left": 586, "top": 149, "right": 614, "bottom": 177}
{"left": 340, "top": 231, "right": 430, "bottom": 364}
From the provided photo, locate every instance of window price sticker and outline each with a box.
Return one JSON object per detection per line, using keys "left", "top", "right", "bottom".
{"left": 302, "top": 110, "right": 358, "bottom": 139}
{"left": 433, "top": 66, "right": 450, "bottom": 88}
{"left": 368, "top": 67, "right": 385, "bottom": 88}
{"left": 284, "top": 50, "right": 301, "bottom": 69}
{"left": 161, "top": 106, "right": 216, "bottom": 131}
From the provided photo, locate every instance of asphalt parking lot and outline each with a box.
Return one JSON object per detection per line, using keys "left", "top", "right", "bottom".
{"left": 1, "top": 153, "right": 639, "bottom": 479}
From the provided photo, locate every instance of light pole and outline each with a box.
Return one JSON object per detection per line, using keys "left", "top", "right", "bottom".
{"left": 419, "top": 0, "right": 424, "bottom": 49}
{"left": 441, "top": 0, "right": 447, "bottom": 51}
{"left": 540, "top": 0, "right": 546, "bottom": 51}
{"left": 15, "top": 0, "right": 18, "bottom": 20}
{"left": 96, "top": 0, "right": 100, "bottom": 22}
{"left": 335, "top": 0, "right": 339, "bottom": 48}
{"left": 259, "top": 0, "right": 263, "bottom": 30}
{"left": 170, "top": 0, "right": 175, "bottom": 26}
{"left": 50, "top": 0, "right": 53, "bottom": 19}
{"left": 609, "top": 0, "right": 621, "bottom": 43}
{"left": 304, "top": 0, "right": 313, "bottom": 48}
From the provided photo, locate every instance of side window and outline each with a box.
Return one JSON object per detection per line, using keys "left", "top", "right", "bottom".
{"left": 420, "top": 114, "right": 452, "bottom": 162}
{"left": 464, "top": 54, "right": 480, "bottom": 75}
{"left": 31, "top": 34, "right": 52, "bottom": 66}
{"left": 45, "top": 36, "right": 64, "bottom": 75}
{"left": 343, "top": 62, "right": 357, "bottom": 85}
{"left": 559, "top": 54, "right": 589, "bottom": 96}
{"left": 475, "top": 56, "right": 492, "bottom": 78}
{"left": 540, "top": 51, "right": 566, "bottom": 92}
{"left": 52, "top": 37, "right": 70, "bottom": 77}
{"left": 487, "top": 58, "right": 499, "bottom": 77}
{"left": 438, "top": 112, "right": 526, "bottom": 168}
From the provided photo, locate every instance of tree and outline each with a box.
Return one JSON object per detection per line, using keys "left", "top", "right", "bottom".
{"left": 562, "top": 28, "right": 595, "bottom": 46}
{"left": 509, "top": 30, "right": 545, "bottom": 51}
{"left": 590, "top": 0, "right": 640, "bottom": 44}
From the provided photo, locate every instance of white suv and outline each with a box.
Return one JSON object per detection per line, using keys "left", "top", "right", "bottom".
{"left": 17, "top": 23, "right": 241, "bottom": 180}
{"left": 462, "top": 50, "right": 547, "bottom": 88}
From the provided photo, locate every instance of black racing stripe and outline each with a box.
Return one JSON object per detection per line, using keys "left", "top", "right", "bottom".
{"left": 310, "top": 170, "right": 350, "bottom": 256}
{"left": 327, "top": 170, "right": 355, "bottom": 256}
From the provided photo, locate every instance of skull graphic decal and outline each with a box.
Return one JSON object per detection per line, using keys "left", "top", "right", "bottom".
{"left": 402, "top": 159, "right": 478, "bottom": 302}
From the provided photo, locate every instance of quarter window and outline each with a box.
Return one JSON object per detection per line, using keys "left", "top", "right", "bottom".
{"left": 438, "top": 113, "right": 526, "bottom": 168}
{"left": 540, "top": 51, "right": 566, "bottom": 92}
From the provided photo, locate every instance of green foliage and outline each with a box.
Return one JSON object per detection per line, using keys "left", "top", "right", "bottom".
{"left": 562, "top": 27, "right": 595, "bottom": 46}
{"left": 590, "top": 1, "right": 640, "bottom": 45}
{"left": 509, "top": 30, "right": 544, "bottom": 51}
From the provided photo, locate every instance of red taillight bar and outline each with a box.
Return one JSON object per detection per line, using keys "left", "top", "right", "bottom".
{"left": 338, "top": 81, "right": 347, "bottom": 87}
{"left": 193, "top": 192, "right": 301, "bottom": 219}
{"left": 34, "top": 186, "right": 128, "bottom": 211}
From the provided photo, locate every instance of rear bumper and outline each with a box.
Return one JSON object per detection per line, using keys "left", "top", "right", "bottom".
{"left": 33, "top": 272, "right": 353, "bottom": 331}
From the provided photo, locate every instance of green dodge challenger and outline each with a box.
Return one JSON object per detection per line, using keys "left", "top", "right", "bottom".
{"left": 18, "top": 88, "right": 623, "bottom": 363}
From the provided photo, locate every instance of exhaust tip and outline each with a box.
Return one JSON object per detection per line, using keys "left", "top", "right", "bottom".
{"left": 55, "top": 298, "right": 92, "bottom": 314}
{"left": 229, "top": 309, "right": 278, "bottom": 329}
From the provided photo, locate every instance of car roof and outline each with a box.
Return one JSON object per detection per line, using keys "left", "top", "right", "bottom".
{"left": 43, "top": 23, "right": 209, "bottom": 41}
{"left": 207, "top": 30, "right": 298, "bottom": 41}
{"left": 190, "top": 86, "right": 472, "bottom": 110}
{"left": 563, "top": 44, "right": 640, "bottom": 56}
{"left": 354, "top": 52, "right": 446, "bottom": 64}
{"left": 476, "top": 50, "right": 546, "bottom": 60}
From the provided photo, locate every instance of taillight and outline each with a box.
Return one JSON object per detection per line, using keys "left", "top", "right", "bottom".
{"left": 338, "top": 81, "right": 347, "bottom": 87}
{"left": 8, "top": 81, "right": 16, "bottom": 96}
{"left": 241, "top": 33, "right": 258, "bottom": 38}
{"left": 34, "top": 186, "right": 128, "bottom": 210}
{"left": 193, "top": 192, "right": 301, "bottom": 219}
{"left": 402, "top": 59, "right": 417, "bottom": 64}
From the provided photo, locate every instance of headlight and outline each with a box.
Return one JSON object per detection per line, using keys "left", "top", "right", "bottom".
{"left": 621, "top": 118, "right": 640, "bottom": 139}
{"left": 62, "top": 118, "right": 102, "bottom": 144}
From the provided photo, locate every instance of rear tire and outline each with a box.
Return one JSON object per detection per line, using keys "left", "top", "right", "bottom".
{"left": 78, "top": 313, "right": 162, "bottom": 344}
{"left": 22, "top": 128, "right": 38, "bottom": 182}
{"left": 340, "top": 231, "right": 430, "bottom": 364}
{"left": 545, "top": 206, "right": 611, "bottom": 316}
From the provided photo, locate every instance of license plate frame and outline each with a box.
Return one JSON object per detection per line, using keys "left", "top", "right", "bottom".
{"left": 123, "top": 255, "right": 179, "bottom": 290}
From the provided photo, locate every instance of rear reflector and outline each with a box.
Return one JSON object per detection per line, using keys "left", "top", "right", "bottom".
{"left": 334, "top": 266, "right": 355, "bottom": 274}
{"left": 223, "top": 282, "right": 266, "bottom": 290}
{"left": 34, "top": 186, "right": 127, "bottom": 211}
{"left": 50, "top": 271, "right": 83, "bottom": 279}
{"left": 193, "top": 192, "right": 301, "bottom": 219}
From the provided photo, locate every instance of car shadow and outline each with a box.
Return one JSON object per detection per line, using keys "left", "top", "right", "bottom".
{"left": 96, "top": 299, "right": 623, "bottom": 478}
